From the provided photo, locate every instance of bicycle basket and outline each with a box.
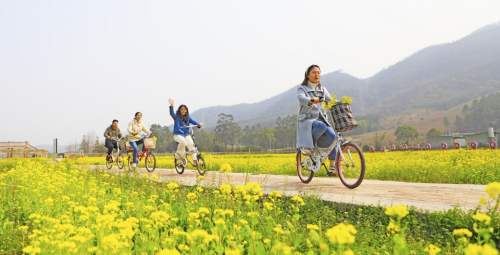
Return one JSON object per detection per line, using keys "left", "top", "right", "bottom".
{"left": 144, "top": 138, "right": 156, "bottom": 149}
{"left": 330, "top": 104, "right": 358, "bottom": 132}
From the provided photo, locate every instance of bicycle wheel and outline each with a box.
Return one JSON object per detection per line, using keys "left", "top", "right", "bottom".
{"left": 197, "top": 154, "right": 207, "bottom": 176}
{"left": 296, "top": 151, "right": 314, "bottom": 183}
{"left": 145, "top": 153, "right": 156, "bottom": 172}
{"left": 117, "top": 154, "right": 124, "bottom": 169}
{"left": 336, "top": 142, "right": 365, "bottom": 189}
{"left": 106, "top": 156, "right": 112, "bottom": 169}
{"left": 174, "top": 159, "right": 184, "bottom": 174}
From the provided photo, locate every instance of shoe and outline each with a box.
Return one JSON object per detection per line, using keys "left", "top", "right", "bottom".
{"left": 328, "top": 168, "right": 338, "bottom": 176}
{"left": 192, "top": 160, "right": 198, "bottom": 167}
{"left": 132, "top": 163, "right": 137, "bottom": 168}
{"left": 328, "top": 161, "right": 338, "bottom": 176}
{"left": 106, "top": 155, "right": 111, "bottom": 161}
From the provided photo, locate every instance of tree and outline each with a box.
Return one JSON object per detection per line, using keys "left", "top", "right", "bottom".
{"left": 426, "top": 128, "right": 443, "bottom": 138}
{"left": 372, "top": 132, "right": 387, "bottom": 149}
{"left": 443, "top": 117, "right": 450, "bottom": 132}
{"left": 426, "top": 128, "right": 443, "bottom": 146}
{"left": 150, "top": 124, "right": 174, "bottom": 153}
{"left": 454, "top": 115, "right": 463, "bottom": 131}
{"left": 394, "top": 125, "right": 419, "bottom": 144}
{"left": 274, "top": 115, "right": 297, "bottom": 149}
{"left": 214, "top": 113, "right": 242, "bottom": 148}
{"left": 462, "top": 104, "right": 470, "bottom": 114}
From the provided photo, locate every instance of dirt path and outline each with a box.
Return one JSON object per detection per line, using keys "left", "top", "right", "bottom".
{"left": 90, "top": 166, "right": 487, "bottom": 213}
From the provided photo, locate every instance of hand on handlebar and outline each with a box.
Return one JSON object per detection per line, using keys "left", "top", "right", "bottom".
{"left": 198, "top": 123, "right": 203, "bottom": 128}
{"left": 312, "top": 97, "right": 320, "bottom": 104}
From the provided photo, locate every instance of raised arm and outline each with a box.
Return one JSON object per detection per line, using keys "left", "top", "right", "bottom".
{"left": 169, "top": 98, "right": 176, "bottom": 120}
{"left": 169, "top": 106, "right": 176, "bottom": 120}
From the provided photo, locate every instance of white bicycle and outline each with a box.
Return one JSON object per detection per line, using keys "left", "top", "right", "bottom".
{"left": 174, "top": 124, "right": 207, "bottom": 176}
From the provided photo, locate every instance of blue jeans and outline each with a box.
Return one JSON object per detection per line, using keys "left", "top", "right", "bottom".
{"left": 130, "top": 138, "right": 145, "bottom": 163}
{"left": 312, "top": 120, "right": 337, "bottom": 160}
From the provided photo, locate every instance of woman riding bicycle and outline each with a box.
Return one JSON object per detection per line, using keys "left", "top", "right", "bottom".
{"left": 127, "top": 112, "right": 153, "bottom": 168}
{"left": 297, "top": 64, "right": 338, "bottom": 175}
{"left": 168, "top": 98, "right": 203, "bottom": 166}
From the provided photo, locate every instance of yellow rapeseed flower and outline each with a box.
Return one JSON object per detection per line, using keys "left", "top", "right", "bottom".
{"left": 325, "top": 223, "right": 357, "bottom": 244}
{"left": 291, "top": 196, "right": 305, "bottom": 206}
{"left": 307, "top": 224, "right": 319, "bottom": 230}
{"left": 424, "top": 244, "right": 442, "bottom": 255}
{"left": 464, "top": 243, "right": 499, "bottom": 255}
{"left": 473, "top": 213, "right": 491, "bottom": 225}
{"left": 485, "top": 182, "right": 500, "bottom": 199}
{"left": 158, "top": 249, "right": 181, "bottom": 255}
{"left": 453, "top": 228, "right": 473, "bottom": 237}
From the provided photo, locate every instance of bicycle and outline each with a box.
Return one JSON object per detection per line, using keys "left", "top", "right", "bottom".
{"left": 105, "top": 137, "right": 125, "bottom": 169}
{"left": 126, "top": 133, "right": 157, "bottom": 172}
{"left": 296, "top": 102, "right": 365, "bottom": 189}
{"left": 174, "top": 124, "right": 207, "bottom": 176}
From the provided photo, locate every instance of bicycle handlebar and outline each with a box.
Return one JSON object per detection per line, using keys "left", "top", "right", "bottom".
{"left": 180, "top": 124, "right": 201, "bottom": 129}
{"left": 110, "top": 137, "right": 125, "bottom": 141}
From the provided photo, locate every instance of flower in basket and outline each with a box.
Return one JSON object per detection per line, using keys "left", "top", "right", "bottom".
{"left": 152, "top": 136, "right": 157, "bottom": 140}
{"left": 323, "top": 95, "right": 353, "bottom": 109}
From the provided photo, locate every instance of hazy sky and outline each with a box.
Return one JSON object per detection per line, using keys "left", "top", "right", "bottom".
{"left": 1, "top": 0, "right": 499, "bottom": 148}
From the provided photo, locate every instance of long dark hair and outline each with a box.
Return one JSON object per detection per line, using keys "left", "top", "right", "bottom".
{"left": 301, "top": 64, "right": 321, "bottom": 89}
{"left": 176, "top": 105, "right": 189, "bottom": 123}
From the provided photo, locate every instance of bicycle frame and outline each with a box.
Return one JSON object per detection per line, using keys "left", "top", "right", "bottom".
{"left": 108, "top": 137, "right": 124, "bottom": 163}
{"left": 128, "top": 134, "right": 152, "bottom": 163}
{"left": 176, "top": 124, "right": 200, "bottom": 167}
{"left": 301, "top": 104, "right": 349, "bottom": 170}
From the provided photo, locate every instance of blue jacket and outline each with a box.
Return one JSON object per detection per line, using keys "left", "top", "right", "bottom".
{"left": 170, "top": 106, "right": 199, "bottom": 136}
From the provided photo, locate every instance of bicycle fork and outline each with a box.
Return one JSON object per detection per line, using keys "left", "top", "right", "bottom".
{"left": 336, "top": 142, "right": 355, "bottom": 168}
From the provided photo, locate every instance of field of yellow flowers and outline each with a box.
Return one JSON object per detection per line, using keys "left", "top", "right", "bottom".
{"left": 0, "top": 158, "right": 499, "bottom": 254}
{"left": 72, "top": 149, "right": 500, "bottom": 184}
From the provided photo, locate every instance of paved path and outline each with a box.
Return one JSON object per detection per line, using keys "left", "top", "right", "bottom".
{"left": 91, "top": 166, "right": 488, "bottom": 213}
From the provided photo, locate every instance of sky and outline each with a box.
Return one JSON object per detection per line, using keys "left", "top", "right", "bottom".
{"left": 1, "top": 0, "right": 499, "bottom": 149}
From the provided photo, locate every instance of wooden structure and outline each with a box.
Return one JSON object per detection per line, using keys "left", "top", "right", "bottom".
{"left": 0, "top": 141, "right": 48, "bottom": 158}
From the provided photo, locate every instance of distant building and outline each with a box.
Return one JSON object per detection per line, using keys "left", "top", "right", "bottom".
{"left": 428, "top": 130, "right": 499, "bottom": 149}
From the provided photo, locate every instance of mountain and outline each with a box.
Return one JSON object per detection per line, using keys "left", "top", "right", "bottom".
{"left": 367, "top": 22, "right": 500, "bottom": 116}
{"left": 191, "top": 71, "right": 366, "bottom": 128}
{"left": 191, "top": 22, "right": 500, "bottom": 128}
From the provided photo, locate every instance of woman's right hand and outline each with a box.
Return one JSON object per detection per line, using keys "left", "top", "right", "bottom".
{"left": 168, "top": 98, "right": 174, "bottom": 107}
{"left": 312, "top": 97, "right": 320, "bottom": 104}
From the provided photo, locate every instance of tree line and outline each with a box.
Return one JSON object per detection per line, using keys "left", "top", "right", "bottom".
{"left": 67, "top": 114, "right": 299, "bottom": 154}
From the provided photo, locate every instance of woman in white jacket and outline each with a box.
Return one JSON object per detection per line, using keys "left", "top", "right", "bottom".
{"left": 128, "top": 112, "right": 153, "bottom": 168}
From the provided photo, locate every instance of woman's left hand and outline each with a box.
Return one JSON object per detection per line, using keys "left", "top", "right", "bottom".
{"left": 198, "top": 123, "right": 204, "bottom": 128}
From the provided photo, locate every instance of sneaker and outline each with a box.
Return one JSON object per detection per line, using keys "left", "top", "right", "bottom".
{"left": 106, "top": 155, "right": 111, "bottom": 161}
{"left": 327, "top": 168, "right": 338, "bottom": 176}
{"left": 132, "top": 163, "right": 137, "bottom": 168}
{"left": 192, "top": 160, "right": 198, "bottom": 167}
{"left": 328, "top": 162, "right": 338, "bottom": 176}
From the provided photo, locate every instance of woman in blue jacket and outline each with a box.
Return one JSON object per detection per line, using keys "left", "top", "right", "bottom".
{"left": 168, "top": 98, "right": 203, "bottom": 165}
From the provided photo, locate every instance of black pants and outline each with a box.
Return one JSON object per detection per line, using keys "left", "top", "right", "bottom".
{"left": 105, "top": 140, "right": 121, "bottom": 155}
